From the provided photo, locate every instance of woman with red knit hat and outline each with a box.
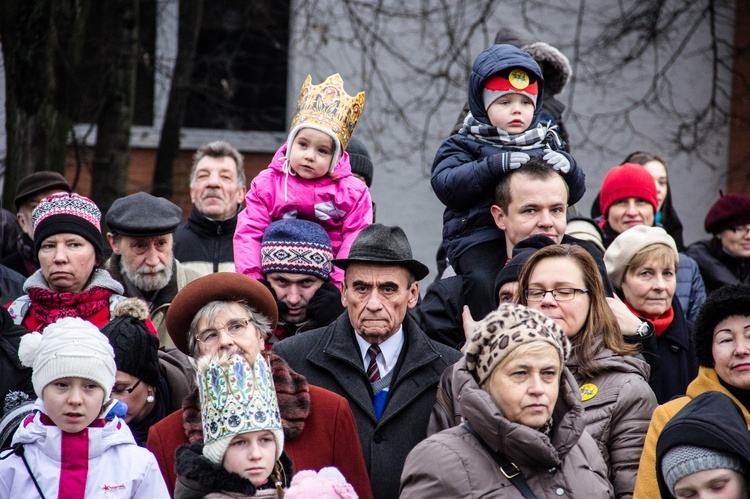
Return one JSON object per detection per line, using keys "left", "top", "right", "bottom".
{"left": 596, "top": 163, "right": 706, "bottom": 323}
{"left": 685, "top": 193, "right": 750, "bottom": 295}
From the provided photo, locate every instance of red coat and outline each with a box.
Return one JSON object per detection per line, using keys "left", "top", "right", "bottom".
{"left": 146, "top": 385, "right": 373, "bottom": 499}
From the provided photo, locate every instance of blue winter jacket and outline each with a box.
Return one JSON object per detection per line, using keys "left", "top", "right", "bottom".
{"left": 432, "top": 44, "right": 585, "bottom": 264}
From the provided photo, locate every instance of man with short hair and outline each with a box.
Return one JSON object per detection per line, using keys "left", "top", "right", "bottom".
{"left": 273, "top": 224, "right": 462, "bottom": 499}
{"left": 173, "top": 141, "right": 247, "bottom": 275}
{"left": 417, "top": 158, "right": 612, "bottom": 347}
{"left": 1, "top": 172, "right": 71, "bottom": 277}
{"left": 106, "top": 192, "right": 201, "bottom": 346}
{"left": 259, "top": 218, "right": 344, "bottom": 347}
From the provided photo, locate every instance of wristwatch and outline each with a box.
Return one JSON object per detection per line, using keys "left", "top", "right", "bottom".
{"left": 625, "top": 320, "right": 654, "bottom": 343}
{"left": 635, "top": 320, "right": 654, "bottom": 339}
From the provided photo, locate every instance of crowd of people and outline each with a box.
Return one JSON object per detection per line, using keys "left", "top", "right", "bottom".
{"left": 0, "top": 32, "right": 749, "bottom": 499}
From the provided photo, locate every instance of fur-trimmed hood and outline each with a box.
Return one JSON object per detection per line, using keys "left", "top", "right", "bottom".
{"left": 493, "top": 25, "right": 571, "bottom": 96}
{"left": 174, "top": 442, "right": 293, "bottom": 498}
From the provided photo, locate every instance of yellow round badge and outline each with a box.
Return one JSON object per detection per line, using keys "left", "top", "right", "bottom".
{"left": 580, "top": 383, "right": 598, "bottom": 401}
{"left": 508, "top": 69, "right": 530, "bottom": 90}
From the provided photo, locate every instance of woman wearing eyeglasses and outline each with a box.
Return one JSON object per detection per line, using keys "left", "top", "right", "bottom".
{"left": 518, "top": 243, "right": 657, "bottom": 498}
{"left": 101, "top": 298, "right": 195, "bottom": 446}
{"left": 145, "top": 272, "right": 373, "bottom": 499}
{"left": 605, "top": 225, "right": 697, "bottom": 406}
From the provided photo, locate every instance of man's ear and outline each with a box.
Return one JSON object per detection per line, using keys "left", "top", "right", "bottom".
{"left": 107, "top": 233, "right": 121, "bottom": 255}
{"left": 407, "top": 281, "right": 419, "bottom": 309}
{"left": 491, "top": 204, "right": 507, "bottom": 231}
{"left": 340, "top": 280, "right": 348, "bottom": 308}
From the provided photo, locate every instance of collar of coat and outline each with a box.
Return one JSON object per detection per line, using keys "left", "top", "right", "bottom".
{"left": 187, "top": 205, "right": 238, "bottom": 237}
{"left": 182, "top": 351, "right": 311, "bottom": 444}
{"left": 303, "top": 313, "right": 458, "bottom": 426}
{"left": 454, "top": 357, "right": 586, "bottom": 468}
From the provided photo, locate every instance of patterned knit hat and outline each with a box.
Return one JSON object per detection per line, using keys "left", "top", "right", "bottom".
{"left": 32, "top": 192, "right": 103, "bottom": 258}
{"left": 101, "top": 298, "right": 160, "bottom": 388}
{"left": 18, "top": 317, "right": 116, "bottom": 400}
{"left": 662, "top": 445, "right": 744, "bottom": 495}
{"left": 599, "top": 163, "right": 658, "bottom": 217}
{"left": 704, "top": 193, "right": 750, "bottom": 234}
{"left": 465, "top": 303, "right": 570, "bottom": 385}
{"left": 199, "top": 352, "right": 284, "bottom": 464}
{"left": 483, "top": 68, "right": 539, "bottom": 110}
{"left": 261, "top": 219, "right": 333, "bottom": 281}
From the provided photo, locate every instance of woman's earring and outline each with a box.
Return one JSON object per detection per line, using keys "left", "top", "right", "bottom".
{"left": 146, "top": 394, "right": 155, "bottom": 403}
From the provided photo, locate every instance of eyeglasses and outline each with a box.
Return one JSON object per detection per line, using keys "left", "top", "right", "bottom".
{"left": 112, "top": 379, "right": 141, "bottom": 399}
{"left": 196, "top": 318, "right": 251, "bottom": 345}
{"left": 524, "top": 288, "right": 588, "bottom": 302}
{"left": 731, "top": 226, "right": 750, "bottom": 237}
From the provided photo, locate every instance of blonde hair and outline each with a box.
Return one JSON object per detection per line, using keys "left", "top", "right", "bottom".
{"left": 626, "top": 244, "right": 678, "bottom": 275}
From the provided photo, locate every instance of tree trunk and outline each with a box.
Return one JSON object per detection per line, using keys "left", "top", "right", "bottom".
{"left": 0, "top": 0, "right": 90, "bottom": 210}
{"left": 152, "top": 0, "right": 204, "bottom": 198}
{"left": 89, "top": 0, "right": 139, "bottom": 226}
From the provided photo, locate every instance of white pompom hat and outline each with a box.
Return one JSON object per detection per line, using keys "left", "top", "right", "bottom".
{"left": 18, "top": 317, "right": 116, "bottom": 400}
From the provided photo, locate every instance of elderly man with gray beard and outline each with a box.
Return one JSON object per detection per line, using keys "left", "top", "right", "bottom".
{"left": 105, "top": 192, "right": 201, "bottom": 347}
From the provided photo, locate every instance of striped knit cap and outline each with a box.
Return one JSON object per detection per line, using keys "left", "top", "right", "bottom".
{"left": 261, "top": 219, "right": 333, "bottom": 281}
{"left": 662, "top": 445, "right": 744, "bottom": 495}
{"left": 31, "top": 192, "right": 103, "bottom": 257}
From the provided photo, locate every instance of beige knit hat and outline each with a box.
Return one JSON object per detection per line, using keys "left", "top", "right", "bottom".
{"left": 604, "top": 225, "right": 679, "bottom": 288}
{"left": 465, "top": 303, "right": 570, "bottom": 385}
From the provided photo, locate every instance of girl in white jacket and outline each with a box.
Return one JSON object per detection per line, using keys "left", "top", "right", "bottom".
{"left": 0, "top": 317, "right": 169, "bottom": 498}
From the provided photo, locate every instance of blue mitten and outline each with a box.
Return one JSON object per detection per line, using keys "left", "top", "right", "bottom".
{"left": 543, "top": 149, "right": 571, "bottom": 174}
{"left": 491, "top": 151, "right": 530, "bottom": 174}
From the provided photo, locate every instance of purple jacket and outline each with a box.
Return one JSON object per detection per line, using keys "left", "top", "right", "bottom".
{"left": 234, "top": 143, "right": 373, "bottom": 286}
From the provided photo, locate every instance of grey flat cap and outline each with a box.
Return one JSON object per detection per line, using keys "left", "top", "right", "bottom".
{"left": 332, "top": 224, "right": 429, "bottom": 280}
{"left": 106, "top": 192, "right": 182, "bottom": 237}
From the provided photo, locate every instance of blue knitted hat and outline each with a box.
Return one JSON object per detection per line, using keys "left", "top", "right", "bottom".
{"left": 261, "top": 219, "right": 333, "bottom": 281}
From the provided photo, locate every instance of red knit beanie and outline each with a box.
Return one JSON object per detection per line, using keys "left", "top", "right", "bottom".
{"left": 704, "top": 193, "right": 750, "bottom": 234}
{"left": 599, "top": 163, "right": 658, "bottom": 216}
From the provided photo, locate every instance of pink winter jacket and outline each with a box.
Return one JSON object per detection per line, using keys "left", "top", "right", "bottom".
{"left": 234, "top": 143, "right": 373, "bottom": 287}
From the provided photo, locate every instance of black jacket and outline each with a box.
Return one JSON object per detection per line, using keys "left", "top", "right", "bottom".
{"left": 656, "top": 390, "right": 750, "bottom": 498}
{"left": 650, "top": 297, "right": 697, "bottom": 404}
{"left": 173, "top": 207, "right": 238, "bottom": 275}
{"left": 0, "top": 265, "right": 25, "bottom": 306}
{"left": 685, "top": 238, "right": 750, "bottom": 296}
{"left": 416, "top": 234, "right": 613, "bottom": 349}
{"left": 0, "top": 307, "right": 33, "bottom": 410}
{"left": 272, "top": 313, "right": 461, "bottom": 499}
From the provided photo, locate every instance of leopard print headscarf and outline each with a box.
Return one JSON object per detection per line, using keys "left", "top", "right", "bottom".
{"left": 465, "top": 303, "right": 570, "bottom": 385}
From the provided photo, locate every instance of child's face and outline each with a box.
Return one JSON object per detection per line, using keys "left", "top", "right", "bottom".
{"left": 42, "top": 377, "right": 105, "bottom": 433}
{"left": 288, "top": 128, "right": 335, "bottom": 180}
{"left": 487, "top": 93, "right": 535, "bottom": 134}
{"left": 673, "top": 468, "right": 746, "bottom": 499}
{"left": 223, "top": 430, "right": 277, "bottom": 487}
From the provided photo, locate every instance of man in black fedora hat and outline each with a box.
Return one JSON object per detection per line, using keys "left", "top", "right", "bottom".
{"left": 273, "top": 224, "right": 461, "bottom": 499}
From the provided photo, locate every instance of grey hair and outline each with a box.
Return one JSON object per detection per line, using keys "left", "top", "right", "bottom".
{"left": 190, "top": 141, "right": 246, "bottom": 188}
{"left": 187, "top": 300, "right": 273, "bottom": 358}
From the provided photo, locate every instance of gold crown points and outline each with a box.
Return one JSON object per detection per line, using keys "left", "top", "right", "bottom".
{"left": 199, "top": 354, "right": 281, "bottom": 444}
{"left": 290, "top": 73, "right": 365, "bottom": 151}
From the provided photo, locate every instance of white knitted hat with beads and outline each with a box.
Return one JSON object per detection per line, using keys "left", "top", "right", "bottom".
{"left": 18, "top": 317, "right": 116, "bottom": 400}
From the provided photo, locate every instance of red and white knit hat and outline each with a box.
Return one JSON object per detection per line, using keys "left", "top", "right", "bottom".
{"left": 31, "top": 192, "right": 103, "bottom": 257}
{"left": 483, "top": 68, "right": 539, "bottom": 110}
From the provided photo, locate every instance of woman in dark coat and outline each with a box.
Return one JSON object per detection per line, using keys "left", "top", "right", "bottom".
{"left": 101, "top": 298, "right": 195, "bottom": 446}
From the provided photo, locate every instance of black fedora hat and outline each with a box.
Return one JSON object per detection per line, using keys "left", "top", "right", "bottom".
{"left": 332, "top": 224, "right": 429, "bottom": 280}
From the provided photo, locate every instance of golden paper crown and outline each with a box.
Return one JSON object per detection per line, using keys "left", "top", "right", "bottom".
{"left": 289, "top": 73, "right": 365, "bottom": 151}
